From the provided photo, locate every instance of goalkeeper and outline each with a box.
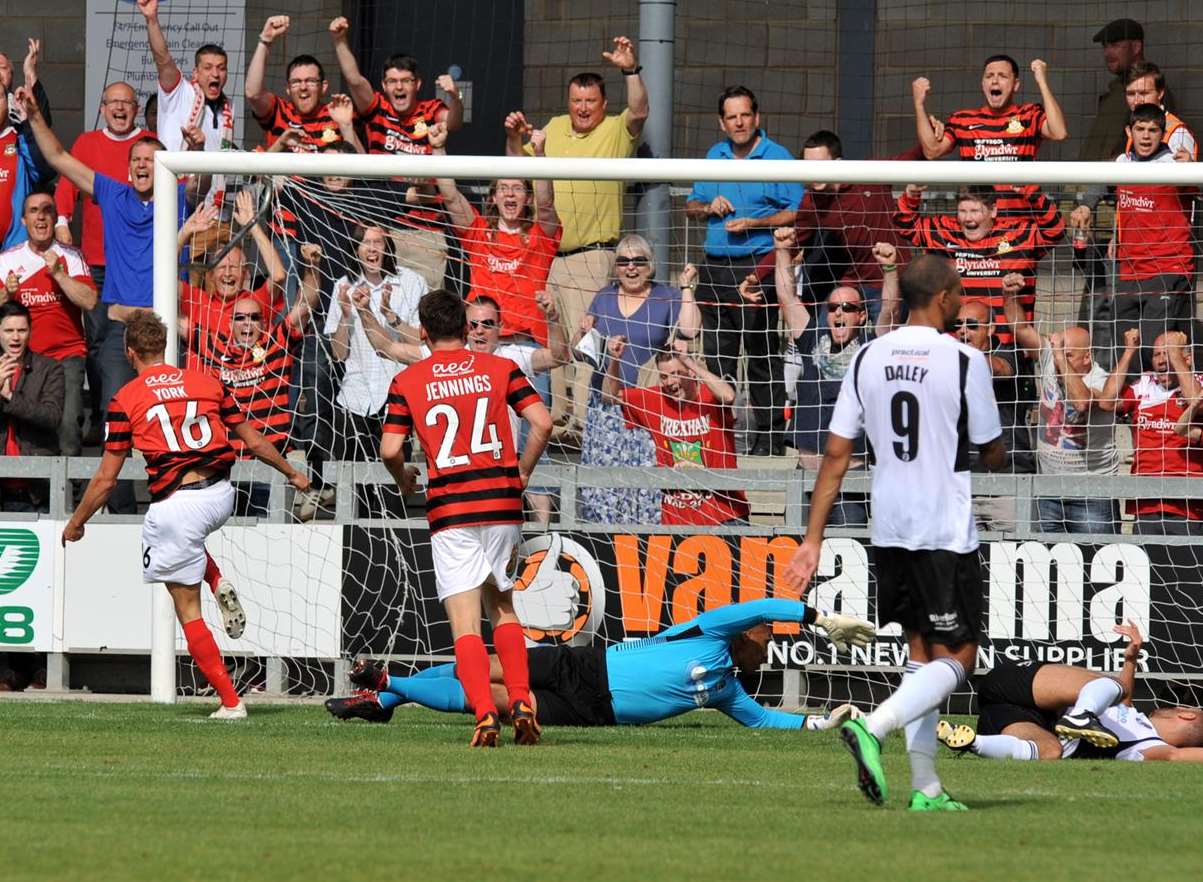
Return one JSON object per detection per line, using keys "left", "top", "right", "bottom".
{"left": 327, "top": 598, "right": 872, "bottom": 730}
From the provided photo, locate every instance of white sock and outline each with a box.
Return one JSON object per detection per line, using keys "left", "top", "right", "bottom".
{"left": 1068, "top": 677, "right": 1123, "bottom": 718}
{"left": 971, "top": 734, "right": 1041, "bottom": 761}
{"left": 866, "top": 657, "right": 966, "bottom": 741}
{"left": 905, "top": 709, "right": 942, "bottom": 797}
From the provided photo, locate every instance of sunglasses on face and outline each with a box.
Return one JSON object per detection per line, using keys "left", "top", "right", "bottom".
{"left": 469, "top": 319, "right": 499, "bottom": 330}
{"left": 953, "top": 318, "right": 984, "bottom": 330}
{"left": 614, "top": 256, "right": 650, "bottom": 267}
{"left": 828, "top": 302, "right": 865, "bottom": 314}
{"left": 233, "top": 312, "right": 262, "bottom": 322}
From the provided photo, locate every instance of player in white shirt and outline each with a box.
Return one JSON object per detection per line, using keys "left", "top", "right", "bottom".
{"left": 939, "top": 622, "right": 1203, "bottom": 762}
{"left": 784, "top": 253, "right": 1007, "bottom": 811}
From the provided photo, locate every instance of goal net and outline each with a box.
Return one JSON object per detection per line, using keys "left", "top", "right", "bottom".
{"left": 152, "top": 144, "right": 1203, "bottom": 714}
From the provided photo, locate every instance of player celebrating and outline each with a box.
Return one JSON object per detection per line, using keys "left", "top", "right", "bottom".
{"left": 939, "top": 622, "right": 1203, "bottom": 762}
{"left": 61, "top": 311, "right": 309, "bottom": 719}
{"left": 784, "top": 254, "right": 1007, "bottom": 811}
{"left": 381, "top": 289, "right": 552, "bottom": 747}
{"left": 328, "top": 598, "right": 874, "bottom": 730}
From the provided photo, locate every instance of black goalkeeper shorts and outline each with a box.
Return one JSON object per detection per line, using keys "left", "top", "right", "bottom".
{"left": 873, "top": 546, "right": 984, "bottom": 646}
{"left": 528, "top": 644, "right": 617, "bottom": 727}
{"left": 976, "top": 660, "right": 1057, "bottom": 736}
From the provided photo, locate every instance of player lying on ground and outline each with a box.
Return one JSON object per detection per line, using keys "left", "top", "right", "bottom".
{"left": 939, "top": 622, "right": 1203, "bottom": 761}
{"left": 61, "top": 311, "right": 309, "bottom": 719}
{"left": 327, "top": 598, "right": 873, "bottom": 731}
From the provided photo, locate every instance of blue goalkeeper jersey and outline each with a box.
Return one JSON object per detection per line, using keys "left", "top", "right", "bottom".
{"left": 604, "top": 599, "right": 811, "bottom": 729}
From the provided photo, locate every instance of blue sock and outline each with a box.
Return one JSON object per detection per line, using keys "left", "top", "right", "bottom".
{"left": 413, "top": 663, "right": 457, "bottom": 680}
{"left": 381, "top": 675, "right": 469, "bottom": 713}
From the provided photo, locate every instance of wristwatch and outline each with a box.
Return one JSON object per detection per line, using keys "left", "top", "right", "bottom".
{"left": 621, "top": 66, "right": 642, "bottom": 76}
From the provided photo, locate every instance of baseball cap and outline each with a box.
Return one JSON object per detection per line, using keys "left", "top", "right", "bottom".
{"left": 1093, "top": 19, "right": 1144, "bottom": 44}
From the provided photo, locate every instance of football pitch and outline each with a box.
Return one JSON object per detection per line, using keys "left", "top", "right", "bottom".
{"left": 1, "top": 701, "right": 1195, "bottom": 882}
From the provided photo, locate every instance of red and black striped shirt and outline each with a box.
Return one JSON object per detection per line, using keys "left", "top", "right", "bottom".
{"left": 384, "top": 348, "right": 542, "bottom": 534}
{"left": 360, "top": 93, "right": 449, "bottom": 231}
{"left": 194, "top": 319, "right": 301, "bottom": 456}
{"left": 105, "top": 365, "right": 243, "bottom": 501}
{"left": 944, "top": 102, "right": 1049, "bottom": 217}
{"left": 256, "top": 95, "right": 344, "bottom": 238}
{"left": 894, "top": 189, "right": 1065, "bottom": 344}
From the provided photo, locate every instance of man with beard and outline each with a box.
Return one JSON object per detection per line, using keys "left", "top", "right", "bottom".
{"left": 601, "top": 335, "right": 749, "bottom": 527}
{"left": 0, "top": 192, "right": 97, "bottom": 458}
{"left": 327, "top": 599, "right": 873, "bottom": 731}
{"left": 767, "top": 231, "right": 902, "bottom": 526}
{"left": 139, "top": 0, "right": 235, "bottom": 154}
{"left": 328, "top": 15, "right": 462, "bottom": 288}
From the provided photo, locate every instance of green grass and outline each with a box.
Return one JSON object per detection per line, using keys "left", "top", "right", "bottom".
{"left": 0, "top": 702, "right": 1197, "bottom": 881}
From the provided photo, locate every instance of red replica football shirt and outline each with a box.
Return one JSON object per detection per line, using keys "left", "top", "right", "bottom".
{"left": 105, "top": 364, "right": 243, "bottom": 501}
{"left": 0, "top": 242, "right": 94, "bottom": 359}
{"left": 195, "top": 319, "right": 301, "bottom": 456}
{"left": 384, "top": 348, "right": 541, "bottom": 533}
{"left": 1118, "top": 374, "right": 1203, "bottom": 519}
{"left": 462, "top": 209, "right": 561, "bottom": 344}
{"left": 1115, "top": 184, "right": 1194, "bottom": 281}
{"left": 621, "top": 383, "right": 749, "bottom": 526}
{"left": 0, "top": 128, "right": 21, "bottom": 242}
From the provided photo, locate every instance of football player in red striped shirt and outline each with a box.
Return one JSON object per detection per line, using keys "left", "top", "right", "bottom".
{"left": 382, "top": 289, "right": 552, "bottom": 746}
{"left": 894, "top": 184, "right": 1065, "bottom": 345}
{"left": 62, "top": 311, "right": 310, "bottom": 719}
{"left": 914, "top": 56, "right": 1068, "bottom": 216}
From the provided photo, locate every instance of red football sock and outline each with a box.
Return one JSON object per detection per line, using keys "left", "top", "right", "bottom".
{"left": 453, "top": 634, "right": 497, "bottom": 721}
{"left": 492, "top": 621, "right": 530, "bottom": 708}
{"left": 182, "top": 618, "right": 240, "bottom": 707}
{"left": 203, "top": 551, "right": 222, "bottom": 595}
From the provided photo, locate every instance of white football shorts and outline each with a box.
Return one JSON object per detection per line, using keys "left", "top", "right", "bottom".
{"left": 430, "top": 523, "right": 522, "bottom": 602}
{"left": 141, "top": 480, "right": 235, "bottom": 585}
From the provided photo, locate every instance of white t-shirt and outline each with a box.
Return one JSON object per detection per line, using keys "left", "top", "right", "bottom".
{"left": 157, "top": 77, "right": 234, "bottom": 152}
{"left": 828, "top": 324, "right": 1002, "bottom": 553}
{"left": 1035, "top": 342, "right": 1119, "bottom": 475}
{"left": 1061, "top": 703, "right": 1168, "bottom": 761}
{"left": 324, "top": 270, "right": 427, "bottom": 415}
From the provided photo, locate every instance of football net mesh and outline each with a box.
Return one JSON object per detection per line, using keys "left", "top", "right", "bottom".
{"left": 165, "top": 155, "right": 1203, "bottom": 714}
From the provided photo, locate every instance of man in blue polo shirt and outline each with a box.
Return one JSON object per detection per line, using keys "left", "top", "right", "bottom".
{"left": 18, "top": 88, "right": 194, "bottom": 512}
{"left": 686, "top": 87, "right": 802, "bottom": 456}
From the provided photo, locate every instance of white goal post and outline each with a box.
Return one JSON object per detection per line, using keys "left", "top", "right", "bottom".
{"left": 145, "top": 151, "right": 1203, "bottom": 703}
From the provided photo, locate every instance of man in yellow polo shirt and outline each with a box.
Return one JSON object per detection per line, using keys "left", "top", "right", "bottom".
{"left": 506, "top": 35, "right": 648, "bottom": 439}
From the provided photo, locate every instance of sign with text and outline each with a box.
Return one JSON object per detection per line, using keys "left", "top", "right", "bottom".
{"left": 85, "top": 0, "right": 246, "bottom": 145}
{"left": 345, "top": 528, "right": 1203, "bottom": 677}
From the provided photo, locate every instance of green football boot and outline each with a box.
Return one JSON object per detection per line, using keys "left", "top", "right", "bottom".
{"left": 839, "top": 717, "right": 887, "bottom": 805}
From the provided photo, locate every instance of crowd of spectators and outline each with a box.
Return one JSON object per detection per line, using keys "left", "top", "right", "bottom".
{"left": 0, "top": 5, "right": 1199, "bottom": 539}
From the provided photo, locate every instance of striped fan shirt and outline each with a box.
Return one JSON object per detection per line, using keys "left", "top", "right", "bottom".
{"left": 894, "top": 189, "right": 1065, "bottom": 344}
{"left": 105, "top": 365, "right": 242, "bottom": 501}
{"left": 383, "top": 348, "right": 542, "bottom": 533}
{"left": 194, "top": 319, "right": 301, "bottom": 456}
{"left": 943, "top": 102, "right": 1049, "bottom": 217}
{"left": 360, "top": 93, "right": 449, "bottom": 231}
{"left": 255, "top": 95, "right": 343, "bottom": 238}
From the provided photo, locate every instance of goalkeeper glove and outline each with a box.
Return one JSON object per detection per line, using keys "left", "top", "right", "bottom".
{"left": 813, "top": 611, "right": 876, "bottom": 653}
{"left": 804, "top": 703, "right": 864, "bottom": 731}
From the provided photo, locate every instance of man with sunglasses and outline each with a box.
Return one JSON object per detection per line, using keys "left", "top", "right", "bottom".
{"left": 193, "top": 245, "right": 323, "bottom": 517}
{"left": 768, "top": 231, "right": 902, "bottom": 525}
